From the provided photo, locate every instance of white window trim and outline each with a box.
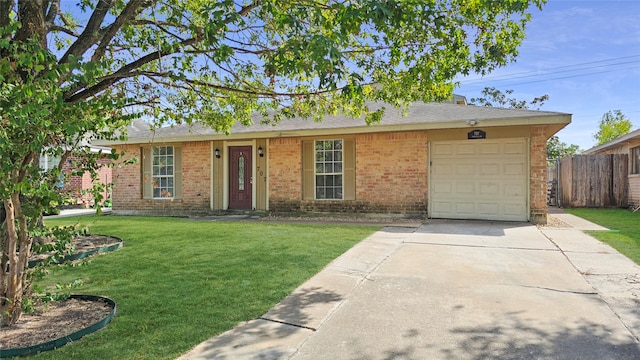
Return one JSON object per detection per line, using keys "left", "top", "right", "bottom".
{"left": 152, "top": 145, "right": 175, "bottom": 199}
{"left": 314, "top": 139, "right": 344, "bottom": 201}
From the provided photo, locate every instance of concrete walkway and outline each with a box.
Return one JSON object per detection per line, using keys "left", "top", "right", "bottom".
{"left": 177, "top": 213, "right": 640, "bottom": 359}
{"left": 44, "top": 207, "right": 112, "bottom": 218}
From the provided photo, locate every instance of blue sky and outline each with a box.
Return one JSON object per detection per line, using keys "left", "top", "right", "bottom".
{"left": 455, "top": 0, "right": 640, "bottom": 151}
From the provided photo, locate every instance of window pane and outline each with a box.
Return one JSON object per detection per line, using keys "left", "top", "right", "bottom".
{"left": 325, "top": 152, "right": 333, "bottom": 161}
{"left": 326, "top": 188, "right": 334, "bottom": 199}
{"left": 334, "top": 163, "right": 342, "bottom": 172}
{"left": 239, "top": 156, "right": 245, "bottom": 191}
{"left": 316, "top": 175, "right": 324, "bottom": 186}
{"left": 325, "top": 163, "right": 333, "bottom": 173}
{"left": 326, "top": 175, "right": 334, "bottom": 186}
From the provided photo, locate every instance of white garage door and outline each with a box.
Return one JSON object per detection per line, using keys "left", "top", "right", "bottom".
{"left": 430, "top": 139, "right": 528, "bottom": 221}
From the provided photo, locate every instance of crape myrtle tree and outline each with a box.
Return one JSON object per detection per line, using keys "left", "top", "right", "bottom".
{"left": 0, "top": 0, "right": 546, "bottom": 326}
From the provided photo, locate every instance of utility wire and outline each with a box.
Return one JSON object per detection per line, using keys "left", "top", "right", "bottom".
{"left": 460, "top": 66, "right": 640, "bottom": 91}
{"left": 460, "top": 54, "right": 640, "bottom": 84}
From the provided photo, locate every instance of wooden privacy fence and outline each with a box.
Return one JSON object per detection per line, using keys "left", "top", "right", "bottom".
{"left": 559, "top": 154, "right": 628, "bottom": 208}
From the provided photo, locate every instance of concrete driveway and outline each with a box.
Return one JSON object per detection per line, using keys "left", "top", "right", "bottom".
{"left": 179, "top": 219, "right": 640, "bottom": 360}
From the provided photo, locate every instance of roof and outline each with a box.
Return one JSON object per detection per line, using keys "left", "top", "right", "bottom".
{"left": 96, "top": 102, "right": 571, "bottom": 145}
{"left": 584, "top": 128, "right": 640, "bottom": 154}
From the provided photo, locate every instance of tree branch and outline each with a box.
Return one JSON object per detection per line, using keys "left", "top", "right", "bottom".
{"left": 64, "top": 37, "right": 200, "bottom": 102}
{"left": 92, "top": 0, "right": 150, "bottom": 62}
{"left": 59, "top": 0, "right": 114, "bottom": 64}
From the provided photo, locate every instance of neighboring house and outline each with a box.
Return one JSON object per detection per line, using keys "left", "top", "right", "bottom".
{"left": 584, "top": 128, "right": 640, "bottom": 208}
{"left": 40, "top": 144, "right": 113, "bottom": 207}
{"left": 96, "top": 101, "right": 570, "bottom": 224}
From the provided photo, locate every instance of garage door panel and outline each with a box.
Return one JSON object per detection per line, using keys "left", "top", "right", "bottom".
{"left": 480, "top": 143, "right": 500, "bottom": 155}
{"left": 432, "top": 143, "right": 454, "bottom": 155}
{"left": 479, "top": 183, "right": 499, "bottom": 196}
{"left": 504, "top": 163, "right": 525, "bottom": 176}
{"left": 455, "top": 182, "right": 475, "bottom": 194}
{"left": 430, "top": 139, "right": 528, "bottom": 222}
{"left": 455, "top": 202, "right": 476, "bottom": 214}
{"left": 477, "top": 203, "right": 499, "bottom": 216}
{"left": 479, "top": 163, "right": 500, "bottom": 176}
{"left": 505, "top": 142, "right": 526, "bottom": 154}
{"left": 456, "top": 144, "right": 476, "bottom": 155}
{"left": 433, "top": 183, "right": 452, "bottom": 194}
{"left": 456, "top": 164, "right": 475, "bottom": 176}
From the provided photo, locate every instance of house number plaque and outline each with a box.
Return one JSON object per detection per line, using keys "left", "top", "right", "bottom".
{"left": 468, "top": 129, "right": 486, "bottom": 140}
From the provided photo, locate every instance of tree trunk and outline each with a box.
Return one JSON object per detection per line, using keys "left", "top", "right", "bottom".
{"left": 0, "top": 195, "right": 28, "bottom": 327}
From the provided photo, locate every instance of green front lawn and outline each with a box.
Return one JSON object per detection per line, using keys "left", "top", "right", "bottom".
{"left": 35, "top": 216, "right": 379, "bottom": 359}
{"left": 564, "top": 208, "right": 640, "bottom": 265}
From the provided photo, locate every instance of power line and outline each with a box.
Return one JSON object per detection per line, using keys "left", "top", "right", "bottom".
{"left": 459, "top": 54, "right": 640, "bottom": 84}
{"left": 460, "top": 66, "right": 640, "bottom": 91}
{"left": 461, "top": 60, "right": 640, "bottom": 85}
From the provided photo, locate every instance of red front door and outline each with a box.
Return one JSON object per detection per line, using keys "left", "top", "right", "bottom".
{"left": 229, "top": 146, "right": 252, "bottom": 210}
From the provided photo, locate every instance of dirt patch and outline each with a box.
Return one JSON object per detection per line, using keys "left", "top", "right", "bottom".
{"left": 30, "top": 234, "right": 122, "bottom": 263}
{"left": 0, "top": 297, "right": 113, "bottom": 350}
{"left": 0, "top": 235, "right": 121, "bottom": 351}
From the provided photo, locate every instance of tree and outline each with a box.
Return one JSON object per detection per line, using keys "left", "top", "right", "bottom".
{"left": 546, "top": 135, "right": 580, "bottom": 159}
{"left": 0, "top": 0, "right": 547, "bottom": 326}
{"left": 594, "top": 110, "right": 633, "bottom": 145}
{"left": 469, "top": 87, "right": 549, "bottom": 110}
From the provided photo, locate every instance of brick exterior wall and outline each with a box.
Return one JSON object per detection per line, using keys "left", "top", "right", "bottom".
{"left": 110, "top": 128, "right": 550, "bottom": 224}
{"left": 268, "top": 137, "right": 302, "bottom": 211}
{"left": 112, "top": 142, "right": 210, "bottom": 215}
{"left": 62, "top": 155, "right": 112, "bottom": 207}
{"left": 269, "top": 131, "right": 428, "bottom": 215}
{"left": 353, "top": 131, "right": 428, "bottom": 213}
{"left": 530, "top": 126, "right": 548, "bottom": 225}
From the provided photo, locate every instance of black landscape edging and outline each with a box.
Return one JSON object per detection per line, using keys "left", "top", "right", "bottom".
{"left": 0, "top": 295, "right": 117, "bottom": 358}
{"left": 28, "top": 236, "right": 124, "bottom": 268}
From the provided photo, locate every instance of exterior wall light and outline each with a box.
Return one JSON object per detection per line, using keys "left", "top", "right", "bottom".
{"left": 258, "top": 146, "right": 264, "bottom": 157}
{"left": 215, "top": 148, "right": 221, "bottom": 159}
{"left": 467, "top": 119, "right": 478, "bottom": 126}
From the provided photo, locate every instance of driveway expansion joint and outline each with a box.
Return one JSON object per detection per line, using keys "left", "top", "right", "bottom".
{"left": 258, "top": 317, "right": 317, "bottom": 332}
{"left": 513, "top": 284, "right": 598, "bottom": 295}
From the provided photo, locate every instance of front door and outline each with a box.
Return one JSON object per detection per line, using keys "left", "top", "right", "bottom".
{"left": 229, "top": 146, "right": 252, "bottom": 209}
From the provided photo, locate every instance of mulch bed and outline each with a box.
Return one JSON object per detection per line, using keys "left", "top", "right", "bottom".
{"left": 0, "top": 234, "right": 121, "bottom": 351}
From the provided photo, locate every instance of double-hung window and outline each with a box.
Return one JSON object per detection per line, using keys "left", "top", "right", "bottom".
{"left": 632, "top": 147, "right": 640, "bottom": 175}
{"left": 315, "top": 139, "right": 343, "bottom": 200}
{"left": 152, "top": 146, "right": 175, "bottom": 198}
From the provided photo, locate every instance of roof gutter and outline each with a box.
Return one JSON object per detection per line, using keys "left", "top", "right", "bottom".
{"left": 94, "top": 114, "right": 571, "bottom": 146}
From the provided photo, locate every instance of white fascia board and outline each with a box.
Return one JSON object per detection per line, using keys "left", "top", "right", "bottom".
{"left": 95, "top": 114, "right": 571, "bottom": 145}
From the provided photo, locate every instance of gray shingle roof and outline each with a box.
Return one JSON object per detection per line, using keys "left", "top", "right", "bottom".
{"left": 103, "top": 102, "right": 571, "bottom": 144}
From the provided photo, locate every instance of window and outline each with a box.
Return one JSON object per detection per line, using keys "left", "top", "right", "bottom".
{"left": 315, "top": 139, "right": 343, "bottom": 200}
{"left": 142, "top": 145, "right": 181, "bottom": 200}
{"left": 152, "top": 146, "right": 175, "bottom": 198}
{"left": 302, "top": 138, "right": 354, "bottom": 201}
{"left": 632, "top": 147, "right": 640, "bottom": 175}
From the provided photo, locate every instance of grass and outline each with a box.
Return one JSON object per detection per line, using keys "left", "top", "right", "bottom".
{"left": 32, "top": 215, "right": 379, "bottom": 360}
{"left": 564, "top": 208, "right": 640, "bottom": 265}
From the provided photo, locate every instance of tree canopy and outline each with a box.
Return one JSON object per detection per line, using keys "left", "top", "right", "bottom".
{"left": 1, "top": 0, "right": 546, "bottom": 327}
{"left": 546, "top": 135, "right": 580, "bottom": 159}
{"left": 469, "top": 86, "right": 549, "bottom": 110}
{"left": 593, "top": 110, "right": 633, "bottom": 146}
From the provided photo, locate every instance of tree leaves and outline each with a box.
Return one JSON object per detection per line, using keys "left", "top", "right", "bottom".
{"left": 594, "top": 110, "right": 634, "bottom": 146}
